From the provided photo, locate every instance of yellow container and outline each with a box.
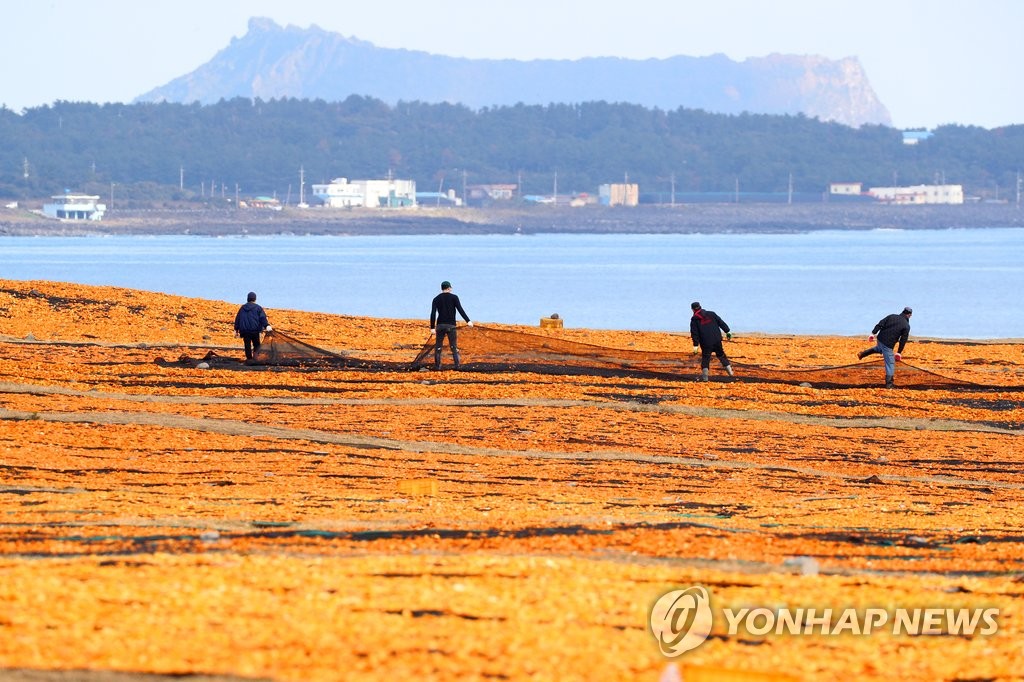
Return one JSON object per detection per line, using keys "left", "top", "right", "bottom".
{"left": 540, "top": 317, "right": 563, "bottom": 329}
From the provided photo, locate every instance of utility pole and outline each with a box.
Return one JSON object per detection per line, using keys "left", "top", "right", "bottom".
{"left": 553, "top": 171, "right": 558, "bottom": 206}
{"left": 180, "top": 165, "right": 184, "bottom": 190}
{"left": 734, "top": 177, "right": 740, "bottom": 204}
{"left": 1017, "top": 171, "right": 1021, "bottom": 209}
{"left": 299, "top": 166, "right": 305, "bottom": 206}
{"left": 788, "top": 172, "right": 793, "bottom": 205}
{"left": 462, "top": 169, "right": 467, "bottom": 208}
{"left": 110, "top": 183, "right": 115, "bottom": 211}
{"left": 670, "top": 173, "right": 676, "bottom": 207}
{"left": 517, "top": 170, "right": 522, "bottom": 201}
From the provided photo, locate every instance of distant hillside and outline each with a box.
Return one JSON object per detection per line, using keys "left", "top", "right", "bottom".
{"left": 3, "top": 97, "right": 1021, "bottom": 201}
{"left": 136, "top": 17, "right": 892, "bottom": 128}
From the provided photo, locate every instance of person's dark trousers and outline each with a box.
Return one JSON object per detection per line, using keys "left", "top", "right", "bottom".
{"left": 241, "top": 331, "right": 261, "bottom": 360}
{"left": 700, "top": 343, "right": 729, "bottom": 369}
{"left": 434, "top": 324, "right": 460, "bottom": 369}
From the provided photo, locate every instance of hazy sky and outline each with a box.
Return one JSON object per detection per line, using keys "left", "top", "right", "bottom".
{"left": 3, "top": 0, "right": 1020, "bottom": 129}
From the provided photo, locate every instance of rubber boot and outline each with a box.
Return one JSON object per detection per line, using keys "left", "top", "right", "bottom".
{"left": 885, "top": 375, "right": 895, "bottom": 389}
{"left": 452, "top": 348, "right": 461, "bottom": 370}
{"left": 857, "top": 349, "right": 871, "bottom": 360}
{"left": 434, "top": 348, "right": 442, "bottom": 371}
{"left": 700, "top": 368, "right": 709, "bottom": 382}
{"left": 725, "top": 365, "right": 734, "bottom": 377}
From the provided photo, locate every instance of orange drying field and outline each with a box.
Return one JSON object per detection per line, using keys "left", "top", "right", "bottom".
{"left": 0, "top": 279, "right": 1022, "bottom": 682}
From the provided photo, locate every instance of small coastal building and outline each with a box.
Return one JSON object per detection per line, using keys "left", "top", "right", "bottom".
{"left": 42, "top": 193, "right": 106, "bottom": 221}
{"left": 245, "top": 196, "right": 283, "bottom": 210}
{"left": 902, "top": 130, "right": 934, "bottom": 146}
{"left": 311, "top": 177, "right": 416, "bottom": 208}
{"left": 867, "top": 184, "right": 964, "bottom": 205}
{"left": 829, "top": 182, "right": 863, "bottom": 195}
{"left": 415, "top": 189, "right": 462, "bottom": 207}
{"left": 466, "top": 184, "right": 518, "bottom": 204}
{"left": 598, "top": 183, "right": 639, "bottom": 207}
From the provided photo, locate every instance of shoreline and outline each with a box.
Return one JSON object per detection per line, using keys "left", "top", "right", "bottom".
{"left": 3, "top": 202, "right": 1024, "bottom": 237}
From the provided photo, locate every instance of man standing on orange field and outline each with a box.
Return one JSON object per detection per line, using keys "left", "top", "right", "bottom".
{"left": 690, "top": 301, "right": 734, "bottom": 382}
{"left": 858, "top": 306, "right": 912, "bottom": 388}
{"left": 234, "top": 291, "right": 271, "bottom": 361}
{"left": 430, "top": 280, "right": 472, "bottom": 370}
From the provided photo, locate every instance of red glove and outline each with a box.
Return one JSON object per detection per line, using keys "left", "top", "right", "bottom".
{"left": 894, "top": 352, "right": 902, "bottom": 361}
{"left": 868, "top": 334, "right": 875, "bottom": 342}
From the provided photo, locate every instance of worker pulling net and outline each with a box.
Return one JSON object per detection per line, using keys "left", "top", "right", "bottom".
{"left": 410, "top": 325, "right": 1001, "bottom": 390}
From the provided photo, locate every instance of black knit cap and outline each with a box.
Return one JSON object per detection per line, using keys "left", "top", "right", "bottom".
{"left": 247, "top": 292, "right": 257, "bottom": 302}
{"left": 902, "top": 306, "right": 913, "bottom": 315}
{"left": 690, "top": 301, "right": 701, "bottom": 311}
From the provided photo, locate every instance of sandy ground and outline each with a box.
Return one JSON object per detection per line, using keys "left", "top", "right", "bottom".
{"left": 0, "top": 279, "right": 1022, "bottom": 681}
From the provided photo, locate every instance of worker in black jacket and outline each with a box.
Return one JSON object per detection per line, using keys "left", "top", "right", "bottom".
{"left": 233, "top": 291, "right": 270, "bottom": 361}
{"left": 857, "top": 306, "right": 912, "bottom": 388}
{"left": 430, "top": 281, "right": 472, "bottom": 370}
{"left": 689, "top": 301, "right": 734, "bottom": 382}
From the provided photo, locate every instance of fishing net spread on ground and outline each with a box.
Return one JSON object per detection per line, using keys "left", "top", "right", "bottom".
{"left": 412, "top": 326, "right": 1003, "bottom": 390}
{"left": 249, "top": 330, "right": 410, "bottom": 370}
{"left": 164, "top": 330, "right": 410, "bottom": 371}
{"left": 194, "top": 327, "right": 1008, "bottom": 390}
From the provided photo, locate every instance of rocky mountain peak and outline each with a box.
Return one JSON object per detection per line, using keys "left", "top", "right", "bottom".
{"left": 137, "top": 18, "right": 891, "bottom": 127}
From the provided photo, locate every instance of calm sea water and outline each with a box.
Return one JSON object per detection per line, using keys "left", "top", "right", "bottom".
{"left": 1, "top": 228, "right": 1022, "bottom": 338}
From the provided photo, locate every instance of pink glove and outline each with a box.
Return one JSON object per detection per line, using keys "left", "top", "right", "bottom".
{"left": 894, "top": 352, "right": 902, "bottom": 361}
{"left": 868, "top": 334, "right": 875, "bottom": 342}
